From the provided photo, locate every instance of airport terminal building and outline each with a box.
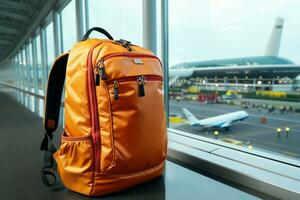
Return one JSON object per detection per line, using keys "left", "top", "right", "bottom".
{"left": 172, "top": 56, "right": 300, "bottom": 92}
{"left": 170, "top": 17, "right": 300, "bottom": 92}
{"left": 172, "top": 56, "right": 299, "bottom": 78}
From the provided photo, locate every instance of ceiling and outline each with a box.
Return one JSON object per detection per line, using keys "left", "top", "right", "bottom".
{"left": 0, "top": 0, "right": 47, "bottom": 62}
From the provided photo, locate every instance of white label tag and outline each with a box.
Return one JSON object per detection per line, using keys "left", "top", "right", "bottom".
{"left": 133, "top": 58, "right": 143, "bottom": 64}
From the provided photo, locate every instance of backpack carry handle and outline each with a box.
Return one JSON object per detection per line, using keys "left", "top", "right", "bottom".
{"left": 81, "top": 27, "right": 114, "bottom": 41}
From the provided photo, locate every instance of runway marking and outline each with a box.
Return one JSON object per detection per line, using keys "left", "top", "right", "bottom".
{"left": 282, "top": 151, "right": 299, "bottom": 158}
{"left": 232, "top": 136, "right": 300, "bottom": 153}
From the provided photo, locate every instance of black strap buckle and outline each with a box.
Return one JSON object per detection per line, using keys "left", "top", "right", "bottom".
{"left": 40, "top": 131, "right": 58, "bottom": 187}
{"left": 40, "top": 131, "right": 53, "bottom": 151}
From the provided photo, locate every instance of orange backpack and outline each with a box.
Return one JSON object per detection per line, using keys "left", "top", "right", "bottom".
{"left": 40, "top": 27, "right": 167, "bottom": 196}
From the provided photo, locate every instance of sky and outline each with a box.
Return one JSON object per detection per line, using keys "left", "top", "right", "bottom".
{"left": 169, "top": 0, "right": 300, "bottom": 66}
{"left": 58, "top": 0, "right": 300, "bottom": 67}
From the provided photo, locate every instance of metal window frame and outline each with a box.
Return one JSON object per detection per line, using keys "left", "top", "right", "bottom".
{"left": 161, "top": 0, "right": 169, "bottom": 126}
{"left": 75, "top": 0, "right": 86, "bottom": 40}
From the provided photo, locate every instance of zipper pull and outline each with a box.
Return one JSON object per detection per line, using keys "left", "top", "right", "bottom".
{"left": 99, "top": 60, "right": 107, "bottom": 80}
{"left": 113, "top": 80, "right": 119, "bottom": 100}
{"left": 137, "top": 76, "right": 146, "bottom": 97}
{"left": 124, "top": 44, "right": 132, "bottom": 51}
{"left": 94, "top": 68, "right": 100, "bottom": 86}
{"left": 116, "top": 39, "right": 132, "bottom": 51}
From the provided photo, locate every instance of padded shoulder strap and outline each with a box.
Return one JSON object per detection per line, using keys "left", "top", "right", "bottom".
{"left": 40, "top": 53, "right": 68, "bottom": 187}
{"left": 43, "top": 53, "right": 69, "bottom": 133}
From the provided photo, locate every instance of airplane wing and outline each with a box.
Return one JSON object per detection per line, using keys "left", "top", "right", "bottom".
{"left": 219, "top": 121, "right": 232, "bottom": 128}
{"left": 182, "top": 108, "right": 202, "bottom": 126}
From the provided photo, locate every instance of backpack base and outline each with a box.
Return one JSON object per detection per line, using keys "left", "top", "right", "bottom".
{"left": 91, "top": 161, "right": 164, "bottom": 196}
{"left": 53, "top": 136, "right": 164, "bottom": 196}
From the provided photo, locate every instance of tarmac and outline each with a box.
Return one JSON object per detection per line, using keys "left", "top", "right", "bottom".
{"left": 170, "top": 100, "right": 300, "bottom": 160}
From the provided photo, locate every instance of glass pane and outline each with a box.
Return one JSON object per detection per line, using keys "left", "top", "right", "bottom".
{"left": 17, "top": 52, "right": 24, "bottom": 104}
{"left": 21, "top": 48, "right": 28, "bottom": 91}
{"left": 35, "top": 34, "right": 44, "bottom": 117}
{"left": 27, "top": 42, "right": 34, "bottom": 90}
{"left": 46, "top": 22, "right": 55, "bottom": 72}
{"left": 88, "top": 0, "right": 143, "bottom": 46}
{"left": 168, "top": 0, "right": 300, "bottom": 161}
{"left": 26, "top": 42, "right": 35, "bottom": 112}
{"left": 61, "top": 0, "right": 77, "bottom": 52}
{"left": 35, "top": 35, "right": 43, "bottom": 91}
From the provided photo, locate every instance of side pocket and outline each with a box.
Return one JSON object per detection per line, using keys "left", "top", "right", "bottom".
{"left": 53, "top": 133, "right": 94, "bottom": 196}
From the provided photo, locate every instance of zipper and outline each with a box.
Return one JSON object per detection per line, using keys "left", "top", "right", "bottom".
{"left": 113, "top": 80, "right": 119, "bottom": 100}
{"left": 87, "top": 43, "right": 102, "bottom": 172}
{"left": 95, "top": 53, "right": 161, "bottom": 85}
{"left": 107, "top": 75, "right": 163, "bottom": 99}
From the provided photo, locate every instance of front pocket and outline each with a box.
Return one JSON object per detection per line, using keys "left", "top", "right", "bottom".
{"left": 53, "top": 133, "right": 94, "bottom": 195}
{"left": 105, "top": 78, "right": 167, "bottom": 175}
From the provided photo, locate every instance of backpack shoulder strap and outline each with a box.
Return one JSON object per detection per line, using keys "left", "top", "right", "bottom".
{"left": 43, "top": 52, "right": 69, "bottom": 136}
{"left": 40, "top": 52, "right": 68, "bottom": 186}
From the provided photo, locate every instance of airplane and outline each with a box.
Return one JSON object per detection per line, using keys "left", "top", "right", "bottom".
{"left": 182, "top": 108, "right": 249, "bottom": 130}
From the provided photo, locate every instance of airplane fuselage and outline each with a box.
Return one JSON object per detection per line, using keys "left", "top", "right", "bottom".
{"left": 197, "top": 111, "right": 249, "bottom": 128}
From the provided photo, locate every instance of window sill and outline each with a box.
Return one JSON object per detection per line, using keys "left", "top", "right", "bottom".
{"left": 167, "top": 128, "right": 300, "bottom": 200}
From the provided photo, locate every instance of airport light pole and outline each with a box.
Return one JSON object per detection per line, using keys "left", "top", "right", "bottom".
{"left": 248, "top": 143, "right": 253, "bottom": 149}
{"left": 285, "top": 127, "right": 290, "bottom": 138}
{"left": 277, "top": 128, "right": 281, "bottom": 138}
{"left": 214, "top": 130, "right": 219, "bottom": 139}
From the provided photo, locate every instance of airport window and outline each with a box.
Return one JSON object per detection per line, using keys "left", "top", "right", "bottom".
{"left": 34, "top": 34, "right": 45, "bottom": 117}
{"left": 45, "top": 22, "right": 55, "bottom": 73}
{"left": 26, "top": 41, "right": 35, "bottom": 112}
{"left": 60, "top": 0, "right": 77, "bottom": 52}
{"left": 17, "top": 51, "right": 24, "bottom": 104}
{"left": 168, "top": 1, "right": 300, "bottom": 161}
{"left": 17, "top": 52, "right": 23, "bottom": 90}
{"left": 26, "top": 42, "right": 33, "bottom": 91}
{"left": 13, "top": 56, "right": 18, "bottom": 86}
{"left": 88, "top": 0, "right": 143, "bottom": 46}
{"left": 13, "top": 55, "right": 21, "bottom": 102}
{"left": 21, "top": 47, "right": 28, "bottom": 109}
{"left": 34, "top": 35, "right": 43, "bottom": 91}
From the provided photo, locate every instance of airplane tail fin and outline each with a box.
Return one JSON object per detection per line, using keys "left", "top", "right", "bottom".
{"left": 182, "top": 108, "right": 201, "bottom": 125}
{"left": 264, "top": 17, "right": 284, "bottom": 56}
{"left": 169, "top": 75, "right": 179, "bottom": 86}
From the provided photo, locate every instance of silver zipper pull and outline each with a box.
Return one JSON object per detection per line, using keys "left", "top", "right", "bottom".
{"left": 113, "top": 80, "right": 119, "bottom": 100}
{"left": 98, "top": 60, "right": 107, "bottom": 80}
{"left": 137, "top": 76, "right": 146, "bottom": 97}
{"left": 94, "top": 67, "right": 100, "bottom": 86}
